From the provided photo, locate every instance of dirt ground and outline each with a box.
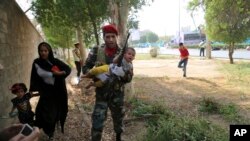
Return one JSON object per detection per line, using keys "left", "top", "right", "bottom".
{"left": 33, "top": 57, "right": 250, "bottom": 140}
{"left": 133, "top": 57, "right": 222, "bottom": 78}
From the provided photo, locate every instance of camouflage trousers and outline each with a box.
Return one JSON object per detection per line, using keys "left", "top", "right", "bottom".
{"left": 91, "top": 86, "right": 125, "bottom": 141}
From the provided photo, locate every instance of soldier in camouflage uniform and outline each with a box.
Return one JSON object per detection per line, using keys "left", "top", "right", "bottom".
{"left": 82, "top": 24, "right": 133, "bottom": 141}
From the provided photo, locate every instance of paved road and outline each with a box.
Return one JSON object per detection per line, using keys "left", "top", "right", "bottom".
{"left": 135, "top": 48, "right": 250, "bottom": 60}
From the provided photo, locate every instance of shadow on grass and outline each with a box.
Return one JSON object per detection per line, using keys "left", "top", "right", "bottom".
{"left": 187, "top": 77, "right": 218, "bottom": 87}
{"left": 133, "top": 76, "right": 250, "bottom": 126}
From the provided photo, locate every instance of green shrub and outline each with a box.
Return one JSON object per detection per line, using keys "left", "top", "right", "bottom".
{"left": 143, "top": 114, "right": 228, "bottom": 141}
{"left": 129, "top": 98, "right": 228, "bottom": 141}
{"left": 129, "top": 98, "right": 170, "bottom": 117}
{"left": 198, "top": 97, "right": 246, "bottom": 123}
{"left": 219, "top": 103, "right": 241, "bottom": 122}
{"left": 198, "top": 97, "right": 219, "bottom": 113}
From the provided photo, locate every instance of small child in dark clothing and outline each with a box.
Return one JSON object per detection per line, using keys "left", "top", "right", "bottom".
{"left": 9, "top": 83, "right": 39, "bottom": 126}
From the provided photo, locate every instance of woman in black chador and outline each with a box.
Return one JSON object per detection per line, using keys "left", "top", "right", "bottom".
{"left": 29, "top": 42, "right": 71, "bottom": 140}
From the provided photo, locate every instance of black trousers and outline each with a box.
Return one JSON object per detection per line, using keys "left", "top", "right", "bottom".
{"left": 178, "top": 58, "right": 188, "bottom": 76}
{"left": 200, "top": 48, "right": 205, "bottom": 56}
{"left": 74, "top": 61, "right": 81, "bottom": 77}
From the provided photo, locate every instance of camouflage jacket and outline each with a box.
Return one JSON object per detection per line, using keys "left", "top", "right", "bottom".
{"left": 82, "top": 43, "right": 133, "bottom": 84}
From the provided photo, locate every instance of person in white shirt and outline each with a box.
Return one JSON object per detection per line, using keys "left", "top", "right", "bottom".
{"left": 72, "top": 43, "right": 82, "bottom": 80}
{"left": 199, "top": 40, "right": 206, "bottom": 57}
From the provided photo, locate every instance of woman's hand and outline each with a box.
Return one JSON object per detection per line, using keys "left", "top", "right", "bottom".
{"left": 53, "top": 71, "right": 66, "bottom": 76}
{"left": 9, "top": 126, "right": 40, "bottom": 141}
{"left": 0, "top": 124, "right": 40, "bottom": 141}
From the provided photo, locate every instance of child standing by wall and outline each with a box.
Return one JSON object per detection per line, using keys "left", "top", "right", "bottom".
{"left": 9, "top": 83, "right": 39, "bottom": 126}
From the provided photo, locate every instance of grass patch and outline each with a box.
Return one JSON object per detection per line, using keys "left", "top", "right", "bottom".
{"left": 198, "top": 97, "right": 219, "bottom": 113}
{"left": 129, "top": 97, "right": 228, "bottom": 141}
{"left": 219, "top": 103, "right": 241, "bottom": 123}
{"left": 219, "top": 61, "right": 250, "bottom": 93}
{"left": 129, "top": 98, "right": 169, "bottom": 117}
{"left": 144, "top": 117, "right": 228, "bottom": 141}
{"left": 198, "top": 97, "right": 245, "bottom": 123}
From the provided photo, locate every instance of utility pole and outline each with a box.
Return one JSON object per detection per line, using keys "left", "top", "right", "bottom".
{"left": 178, "top": 0, "right": 181, "bottom": 43}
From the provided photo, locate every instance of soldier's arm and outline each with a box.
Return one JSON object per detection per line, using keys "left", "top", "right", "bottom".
{"left": 82, "top": 46, "right": 98, "bottom": 74}
{"left": 120, "top": 67, "right": 133, "bottom": 83}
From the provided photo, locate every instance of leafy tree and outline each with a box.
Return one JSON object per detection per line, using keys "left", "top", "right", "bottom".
{"left": 159, "top": 35, "right": 173, "bottom": 43}
{"left": 140, "top": 35, "right": 147, "bottom": 43}
{"left": 108, "top": 0, "right": 153, "bottom": 46}
{"left": 32, "top": 0, "right": 154, "bottom": 63}
{"left": 127, "top": 10, "right": 140, "bottom": 29}
{"left": 83, "top": 0, "right": 109, "bottom": 45}
{"left": 32, "top": 0, "right": 109, "bottom": 61}
{"left": 205, "top": 0, "right": 250, "bottom": 63}
{"left": 138, "top": 30, "right": 159, "bottom": 43}
{"left": 188, "top": 0, "right": 250, "bottom": 64}
{"left": 108, "top": 0, "right": 153, "bottom": 97}
{"left": 147, "top": 31, "right": 159, "bottom": 43}
{"left": 31, "top": 0, "right": 74, "bottom": 60}
{"left": 43, "top": 25, "right": 74, "bottom": 61}
{"left": 188, "top": 0, "right": 212, "bottom": 59}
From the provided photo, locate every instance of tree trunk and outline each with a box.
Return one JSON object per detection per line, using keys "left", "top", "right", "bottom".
{"left": 66, "top": 40, "right": 71, "bottom": 64}
{"left": 206, "top": 39, "right": 212, "bottom": 59}
{"left": 76, "top": 26, "right": 87, "bottom": 63}
{"left": 117, "top": 0, "right": 129, "bottom": 46}
{"left": 109, "top": 0, "right": 129, "bottom": 46}
{"left": 93, "top": 22, "right": 100, "bottom": 45}
{"left": 109, "top": 0, "right": 134, "bottom": 98}
{"left": 109, "top": 0, "right": 119, "bottom": 26}
{"left": 86, "top": 3, "right": 100, "bottom": 45}
{"left": 67, "top": 48, "right": 71, "bottom": 64}
{"left": 228, "top": 43, "right": 234, "bottom": 64}
{"left": 62, "top": 48, "right": 66, "bottom": 60}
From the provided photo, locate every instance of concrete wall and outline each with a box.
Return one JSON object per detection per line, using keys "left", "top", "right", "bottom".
{"left": 0, "top": 0, "right": 43, "bottom": 129}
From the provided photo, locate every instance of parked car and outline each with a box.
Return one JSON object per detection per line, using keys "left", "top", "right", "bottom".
{"left": 211, "top": 41, "right": 223, "bottom": 51}
{"left": 212, "top": 47, "right": 221, "bottom": 51}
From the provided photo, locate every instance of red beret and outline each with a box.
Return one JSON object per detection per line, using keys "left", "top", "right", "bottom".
{"left": 102, "top": 24, "right": 118, "bottom": 35}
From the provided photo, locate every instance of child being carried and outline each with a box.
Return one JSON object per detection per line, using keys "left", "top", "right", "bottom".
{"left": 81, "top": 47, "right": 136, "bottom": 89}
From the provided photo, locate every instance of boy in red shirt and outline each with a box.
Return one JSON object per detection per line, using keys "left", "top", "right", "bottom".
{"left": 178, "top": 42, "right": 189, "bottom": 77}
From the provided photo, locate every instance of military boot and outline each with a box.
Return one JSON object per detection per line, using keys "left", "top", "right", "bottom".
{"left": 116, "top": 133, "right": 121, "bottom": 141}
